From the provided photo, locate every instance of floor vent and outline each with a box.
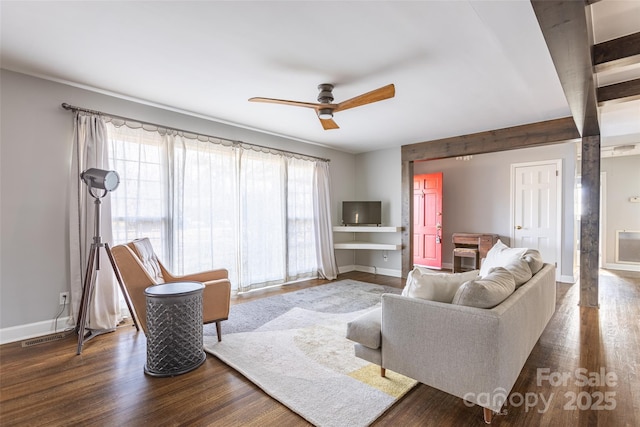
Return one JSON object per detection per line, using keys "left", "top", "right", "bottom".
{"left": 21, "top": 332, "right": 71, "bottom": 347}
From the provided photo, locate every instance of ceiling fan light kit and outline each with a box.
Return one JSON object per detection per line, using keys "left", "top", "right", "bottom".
{"left": 249, "top": 83, "right": 395, "bottom": 130}
{"left": 318, "top": 108, "right": 333, "bottom": 120}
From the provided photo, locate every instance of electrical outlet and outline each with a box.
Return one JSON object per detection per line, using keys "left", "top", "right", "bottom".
{"left": 59, "top": 292, "right": 69, "bottom": 305}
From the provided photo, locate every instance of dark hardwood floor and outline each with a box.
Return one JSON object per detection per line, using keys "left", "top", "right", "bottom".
{"left": 1, "top": 270, "right": 638, "bottom": 426}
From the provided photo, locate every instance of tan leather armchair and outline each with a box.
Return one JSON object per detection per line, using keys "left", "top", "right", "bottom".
{"left": 111, "top": 238, "right": 231, "bottom": 341}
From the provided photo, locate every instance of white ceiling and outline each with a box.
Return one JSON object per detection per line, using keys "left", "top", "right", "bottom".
{"left": 591, "top": 0, "right": 640, "bottom": 148}
{"left": 1, "top": 1, "right": 638, "bottom": 154}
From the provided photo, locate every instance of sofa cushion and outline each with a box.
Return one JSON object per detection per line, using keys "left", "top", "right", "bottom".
{"left": 346, "top": 307, "right": 382, "bottom": 349}
{"left": 452, "top": 267, "right": 516, "bottom": 308}
{"left": 479, "top": 240, "right": 527, "bottom": 278}
{"left": 523, "top": 249, "right": 544, "bottom": 275}
{"left": 503, "top": 257, "right": 532, "bottom": 288}
{"left": 402, "top": 268, "right": 479, "bottom": 303}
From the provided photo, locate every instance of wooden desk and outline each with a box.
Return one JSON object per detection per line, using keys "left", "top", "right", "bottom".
{"left": 452, "top": 233, "right": 500, "bottom": 272}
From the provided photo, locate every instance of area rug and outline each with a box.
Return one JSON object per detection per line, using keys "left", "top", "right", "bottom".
{"left": 203, "top": 280, "right": 417, "bottom": 427}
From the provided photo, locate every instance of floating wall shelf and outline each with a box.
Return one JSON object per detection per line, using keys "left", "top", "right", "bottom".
{"left": 333, "top": 226, "right": 402, "bottom": 250}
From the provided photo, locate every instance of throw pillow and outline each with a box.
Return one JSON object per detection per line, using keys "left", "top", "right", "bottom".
{"left": 479, "top": 240, "right": 527, "bottom": 278}
{"left": 132, "top": 238, "right": 164, "bottom": 283}
{"left": 403, "top": 266, "right": 441, "bottom": 296}
{"left": 403, "top": 268, "right": 479, "bottom": 303}
{"left": 502, "top": 257, "right": 532, "bottom": 288}
{"left": 452, "top": 267, "right": 516, "bottom": 309}
{"left": 523, "top": 249, "right": 544, "bottom": 274}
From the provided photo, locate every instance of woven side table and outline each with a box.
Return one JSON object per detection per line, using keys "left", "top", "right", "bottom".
{"left": 144, "top": 282, "right": 206, "bottom": 377}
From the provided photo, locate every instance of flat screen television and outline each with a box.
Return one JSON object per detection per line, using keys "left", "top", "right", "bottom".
{"left": 342, "top": 201, "right": 382, "bottom": 226}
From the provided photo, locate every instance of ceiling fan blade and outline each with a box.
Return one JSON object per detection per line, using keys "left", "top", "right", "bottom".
{"left": 319, "top": 117, "right": 339, "bottom": 130}
{"left": 248, "top": 97, "right": 321, "bottom": 109}
{"left": 334, "top": 84, "right": 395, "bottom": 113}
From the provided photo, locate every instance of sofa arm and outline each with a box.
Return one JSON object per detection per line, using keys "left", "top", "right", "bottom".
{"left": 165, "top": 268, "right": 229, "bottom": 283}
{"left": 201, "top": 279, "right": 231, "bottom": 322}
{"left": 346, "top": 307, "right": 382, "bottom": 349}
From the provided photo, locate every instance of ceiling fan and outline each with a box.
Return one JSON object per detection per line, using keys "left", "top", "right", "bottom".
{"left": 249, "top": 83, "right": 395, "bottom": 130}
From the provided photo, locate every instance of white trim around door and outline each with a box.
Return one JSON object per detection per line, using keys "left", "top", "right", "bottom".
{"left": 510, "top": 159, "right": 563, "bottom": 281}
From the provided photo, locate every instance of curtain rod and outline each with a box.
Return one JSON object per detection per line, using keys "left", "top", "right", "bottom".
{"left": 61, "top": 103, "right": 330, "bottom": 163}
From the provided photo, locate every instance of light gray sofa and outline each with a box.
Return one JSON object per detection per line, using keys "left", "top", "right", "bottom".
{"left": 346, "top": 263, "right": 556, "bottom": 423}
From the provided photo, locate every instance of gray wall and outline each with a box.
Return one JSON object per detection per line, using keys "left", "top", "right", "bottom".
{"left": 601, "top": 154, "right": 640, "bottom": 266}
{"left": 0, "top": 69, "right": 356, "bottom": 331}
{"left": 352, "top": 148, "right": 403, "bottom": 270}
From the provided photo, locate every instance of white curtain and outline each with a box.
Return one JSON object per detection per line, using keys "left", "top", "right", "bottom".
{"left": 68, "top": 113, "right": 121, "bottom": 330}
{"left": 287, "top": 157, "right": 318, "bottom": 282}
{"left": 106, "top": 121, "right": 336, "bottom": 293}
{"left": 313, "top": 161, "right": 338, "bottom": 279}
{"left": 238, "top": 149, "right": 287, "bottom": 290}
{"left": 170, "top": 133, "right": 240, "bottom": 283}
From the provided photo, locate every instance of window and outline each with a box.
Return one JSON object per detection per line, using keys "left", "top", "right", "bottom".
{"left": 109, "top": 125, "right": 167, "bottom": 261}
{"left": 107, "top": 123, "right": 318, "bottom": 292}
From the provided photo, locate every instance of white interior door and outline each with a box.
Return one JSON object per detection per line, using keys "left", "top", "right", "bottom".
{"left": 511, "top": 160, "right": 562, "bottom": 278}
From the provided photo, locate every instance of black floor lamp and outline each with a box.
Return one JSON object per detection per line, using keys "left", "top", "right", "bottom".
{"left": 76, "top": 168, "right": 139, "bottom": 355}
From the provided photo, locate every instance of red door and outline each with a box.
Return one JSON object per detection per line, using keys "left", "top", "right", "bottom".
{"left": 413, "top": 173, "right": 443, "bottom": 269}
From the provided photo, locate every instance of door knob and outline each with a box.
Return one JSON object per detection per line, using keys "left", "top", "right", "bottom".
{"left": 516, "top": 225, "right": 522, "bottom": 230}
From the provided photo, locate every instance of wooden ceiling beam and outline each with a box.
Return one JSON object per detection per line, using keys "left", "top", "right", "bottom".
{"left": 531, "top": 0, "right": 600, "bottom": 137}
{"left": 593, "top": 32, "right": 640, "bottom": 73}
{"left": 401, "top": 117, "right": 580, "bottom": 162}
{"left": 598, "top": 78, "right": 640, "bottom": 106}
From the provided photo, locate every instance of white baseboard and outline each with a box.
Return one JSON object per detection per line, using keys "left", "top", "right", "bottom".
{"left": 558, "top": 274, "right": 576, "bottom": 284}
{"left": 338, "top": 264, "right": 356, "bottom": 274}
{"left": 337, "top": 264, "right": 402, "bottom": 278}
{"left": 603, "top": 262, "right": 640, "bottom": 272}
{"left": 0, "top": 316, "right": 73, "bottom": 345}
